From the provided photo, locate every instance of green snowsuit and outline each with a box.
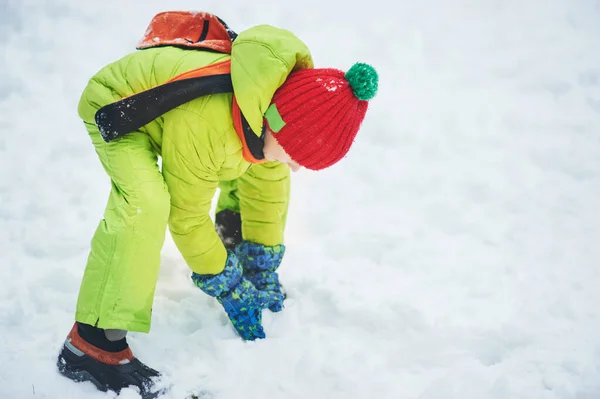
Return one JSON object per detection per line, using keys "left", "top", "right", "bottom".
{"left": 75, "top": 25, "right": 313, "bottom": 332}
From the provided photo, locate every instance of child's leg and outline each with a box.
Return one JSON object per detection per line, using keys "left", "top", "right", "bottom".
{"left": 216, "top": 179, "right": 240, "bottom": 215}
{"left": 75, "top": 124, "right": 170, "bottom": 333}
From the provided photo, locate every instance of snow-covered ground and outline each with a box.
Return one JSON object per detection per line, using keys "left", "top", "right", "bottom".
{"left": 2, "top": 0, "right": 600, "bottom": 398}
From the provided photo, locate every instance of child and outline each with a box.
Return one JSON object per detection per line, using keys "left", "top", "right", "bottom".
{"left": 56, "top": 11, "right": 378, "bottom": 398}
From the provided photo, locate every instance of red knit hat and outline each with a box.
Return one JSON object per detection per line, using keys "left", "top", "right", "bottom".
{"left": 265, "top": 63, "right": 378, "bottom": 170}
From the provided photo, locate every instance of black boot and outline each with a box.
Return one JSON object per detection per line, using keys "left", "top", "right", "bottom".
{"left": 57, "top": 323, "right": 166, "bottom": 398}
{"left": 215, "top": 209, "right": 242, "bottom": 250}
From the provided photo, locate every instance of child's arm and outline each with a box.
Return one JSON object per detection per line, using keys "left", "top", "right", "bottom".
{"left": 237, "top": 161, "right": 291, "bottom": 246}
{"left": 161, "top": 110, "right": 227, "bottom": 275}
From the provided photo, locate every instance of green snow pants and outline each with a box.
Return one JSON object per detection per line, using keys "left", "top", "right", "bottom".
{"left": 75, "top": 123, "right": 170, "bottom": 333}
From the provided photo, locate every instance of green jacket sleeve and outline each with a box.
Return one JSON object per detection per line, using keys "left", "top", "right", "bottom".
{"left": 231, "top": 24, "right": 314, "bottom": 136}
{"left": 238, "top": 162, "right": 291, "bottom": 246}
{"left": 161, "top": 108, "right": 227, "bottom": 275}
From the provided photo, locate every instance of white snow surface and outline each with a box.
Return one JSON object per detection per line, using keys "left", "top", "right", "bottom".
{"left": 2, "top": 0, "right": 600, "bottom": 398}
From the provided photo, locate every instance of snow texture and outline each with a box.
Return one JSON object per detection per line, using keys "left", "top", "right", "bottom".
{"left": 1, "top": 0, "right": 600, "bottom": 398}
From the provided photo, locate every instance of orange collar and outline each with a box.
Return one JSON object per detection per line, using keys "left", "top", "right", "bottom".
{"left": 232, "top": 96, "right": 267, "bottom": 164}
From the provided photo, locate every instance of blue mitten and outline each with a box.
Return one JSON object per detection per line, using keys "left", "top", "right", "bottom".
{"left": 192, "top": 251, "right": 284, "bottom": 340}
{"left": 235, "top": 241, "right": 286, "bottom": 312}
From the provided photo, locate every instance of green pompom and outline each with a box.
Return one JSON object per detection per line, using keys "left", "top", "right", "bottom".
{"left": 345, "top": 62, "right": 379, "bottom": 101}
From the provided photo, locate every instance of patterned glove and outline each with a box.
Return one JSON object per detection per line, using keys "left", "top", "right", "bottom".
{"left": 192, "top": 250, "right": 284, "bottom": 340}
{"left": 235, "top": 241, "right": 286, "bottom": 312}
